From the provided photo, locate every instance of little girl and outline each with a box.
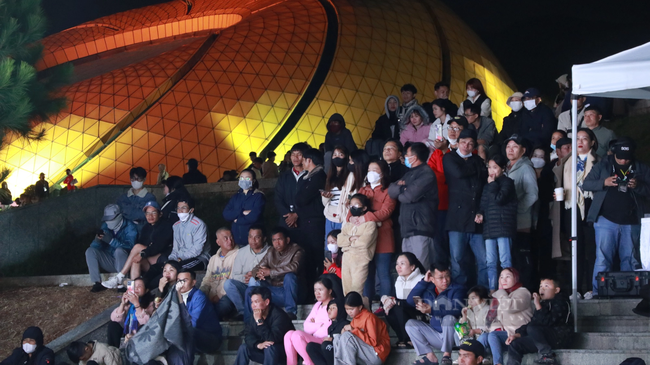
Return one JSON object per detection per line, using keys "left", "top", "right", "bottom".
{"left": 305, "top": 300, "right": 349, "bottom": 365}
{"left": 337, "top": 194, "right": 378, "bottom": 296}
{"left": 459, "top": 286, "right": 502, "bottom": 351}
{"left": 323, "top": 229, "right": 342, "bottom": 278}
{"left": 475, "top": 154, "right": 518, "bottom": 292}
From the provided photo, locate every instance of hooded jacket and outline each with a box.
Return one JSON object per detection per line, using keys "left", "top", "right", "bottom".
{"left": 400, "top": 105, "right": 432, "bottom": 147}
{"left": 324, "top": 113, "right": 357, "bottom": 153}
{"left": 349, "top": 308, "right": 391, "bottom": 362}
{"left": 479, "top": 174, "right": 518, "bottom": 239}
{"left": 506, "top": 157, "right": 539, "bottom": 230}
{"left": 372, "top": 95, "right": 400, "bottom": 141}
{"left": 444, "top": 150, "right": 488, "bottom": 233}
{"left": 388, "top": 163, "right": 438, "bottom": 238}
{"left": 1, "top": 327, "right": 54, "bottom": 365}
{"left": 223, "top": 188, "right": 266, "bottom": 246}
{"left": 170, "top": 214, "right": 211, "bottom": 265}
{"left": 459, "top": 301, "right": 502, "bottom": 334}
{"left": 337, "top": 220, "right": 378, "bottom": 262}
{"left": 391, "top": 267, "right": 424, "bottom": 300}
{"left": 115, "top": 188, "right": 156, "bottom": 225}
{"left": 92, "top": 218, "right": 137, "bottom": 255}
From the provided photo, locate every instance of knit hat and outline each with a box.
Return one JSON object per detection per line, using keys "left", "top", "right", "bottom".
{"left": 23, "top": 326, "right": 44, "bottom": 346}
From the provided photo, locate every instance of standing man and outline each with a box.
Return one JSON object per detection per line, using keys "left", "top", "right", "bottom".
{"left": 262, "top": 152, "right": 279, "bottom": 179}
{"left": 34, "top": 173, "right": 49, "bottom": 201}
{"left": 432, "top": 81, "right": 458, "bottom": 117}
{"left": 520, "top": 88, "right": 556, "bottom": 147}
{"left": 444, "top": 129, "right": 489, "bottom": 288}
{"left": 583, "top": 105, "right": 616, "bottom": 158}
{"left": 275, "top": 143, "right": 309, "bottom": 237}
{"left": 388, "top": 142, "right": 438, "bottom": 266}
{"left": 183, "top": 158, "right": 208, "bottom": 184}
{"left": 464, "top": 104, "right": 496, "bottom": 161}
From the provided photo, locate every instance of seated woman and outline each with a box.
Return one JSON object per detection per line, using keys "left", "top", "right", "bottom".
{"left": 1, "top": 327, "right": 54, "bottom": 365}
{"left": 428, "top": 99, "right": 452, "bottom": 143}
{"left": 305, "top": 300, "right": 349, "bottom": 365}
{"left": 102, "top": 201, "right": 174, "bottom": 289}
{"left": 153, "top": 260, "right": 182, "bottom": 305}
{"left": 400, "top": 105, "right": 432, "bottom": 149}
{"left": 284, "top": 278, "right": 336, "bottom": 365}
{"left": 160, "top": 176, "right": 190, "bottom": 223}
{"left": 223, "top": 169, "right": 266, "bottom": 246}
{"left": 107, "top": 277, "right": 155, "bottom": 348}
{"left": 487, "top": 268, "right": 533, "bottom": 365}
{"left": 382, "top": 252, "right": 425, "bottom": 349}
{"left": 333, "top": 292, "right": 390, "bottom": 365}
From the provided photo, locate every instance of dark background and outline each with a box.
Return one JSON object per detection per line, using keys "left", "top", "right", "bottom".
{"left": 42, "top": 0, "right": 650, "bottom": 97}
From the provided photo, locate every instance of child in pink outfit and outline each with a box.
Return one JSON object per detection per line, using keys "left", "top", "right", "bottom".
{"left": 284, "top": 278, "right": 335, "bottom": 365}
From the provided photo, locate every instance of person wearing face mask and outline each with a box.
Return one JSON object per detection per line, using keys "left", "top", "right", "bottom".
{"left": 322, "top": 147, "right": 354, "bottom": 258}
{"left": 169, "top": 197, "right": 211, "bottom": 270}
{"left": 520, "top": 88, "right": 556, "bottom": 147}
{"left": 548, "top": 130, "right": 567, "bottom": 161}
{"left": 223, "top": 169, "right": 266, "bottom": 246}
{"left": 115, "top": 167, "right": 156, "bottom": 233}
{"left": 556, "top": 95, "right": 586, "bottom": 137}
{"left": 323, "top": 113, "right": 357, "bottom": 154}
{"left": 432, "top": 81, "right": 458, "bottom": 117}
{"left": 337, "top": 194, "right": 378, "bottom": 300}
{"left": 357, "top": 159, "right": 397, "bottom": 313}
{"left": 493, "top": 92, "right": 525, "bottom": 155}
{"left": 459, "top": 78, "right": 492, "bottom": 119}
{"left": 1, "top": 327, "right": 54, "bottom": 365}
{"left": 87, "top": 204, "right": 137, "bottom": 292}
{"left": 160, "top": 176, "right": 191, "bottom": 223}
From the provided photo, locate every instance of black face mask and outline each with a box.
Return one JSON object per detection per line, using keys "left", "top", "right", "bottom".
{"left": 332, "top": 157, "right": 346, "bottom": 167}
{"left": 350, "top": 206, "right": 365, "bottom": 217}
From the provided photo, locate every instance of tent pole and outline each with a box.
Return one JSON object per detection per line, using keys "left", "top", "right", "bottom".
{"left": 571, "top": 96, "right": 579, "bottom": 333}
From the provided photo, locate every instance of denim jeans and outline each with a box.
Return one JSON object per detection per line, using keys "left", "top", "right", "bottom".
{"left": 476, "top": 332, "right": 489, "bottom": 353}
{"left": 487, "top": 330, "right": 509, "bottom": 365}
{"left": 449, "top": 231, "right": 488, "bottom": 288}
{"left": 592, "top": 216, "right": 640, "bottom": 294}
{"left": 223, "top": 279, "right": 252, "bottom": 319}
{"left": 485, "top": 237, "right": 512, "bottom": 291}
{"left": 324, "top": 219, "right": 343, "bottom": 260}
{"left": 245, "top": 273, "right": 299, "bottom": 320}
{"left": 363, "top": 253, "right": 393, "bottom": 299}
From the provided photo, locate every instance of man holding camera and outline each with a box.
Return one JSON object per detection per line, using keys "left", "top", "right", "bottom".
{"left": 583, "top": 138, "right": 650, "bottom": 296}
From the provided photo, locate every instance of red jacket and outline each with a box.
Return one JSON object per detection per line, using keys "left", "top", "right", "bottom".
{"left": 357, "top": 184, "right": 396, "bottom": 254}
{"left": 427, "top": 149, "right": 449, "bottom": 211}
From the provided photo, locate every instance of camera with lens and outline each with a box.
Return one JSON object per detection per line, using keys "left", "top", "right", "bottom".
{"left": 617, "top": 177, "right": 629, "bottom": 193}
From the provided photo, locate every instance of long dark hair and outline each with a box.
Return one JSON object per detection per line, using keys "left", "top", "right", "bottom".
{"left": 466, "top": 78, "right": 488, "bottom": 99}
{"left": 239, "top": 169, "right": 259, "bottom": 190}
{"left": 399, "top": 252, "right": 426, "bottom": 275}
{"left": 326, "top": 146, "right": 350, "bottom": 191}
{"left": 366, "top": 158, "right": 390, "bottom": 190}
{"left": 577, "top": 128, "right": 599, "bottom": 159}
{"left": 350, "top": 150, "right": 370, "bottom": 192}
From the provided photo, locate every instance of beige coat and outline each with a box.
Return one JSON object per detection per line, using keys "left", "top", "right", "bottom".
{"left": 493, "top": 287, "right": 533, "bottom": 336}
{"left": 81, "top": 341, "right": 121, "bottom": 365}
{"left": 338, "top": 220, "right": 378, "bottom": 294}
{"left": 563, "top": 152, "right": 599, "bottom": 219}
{"left": 459, "top": 301, "right": 502, "bottom": 334}
{"left": 200, "top": 246, "right": 240, "bottom": 299}
{"left": 322, "top": 172, "right": 356, "bottom": 223}
{"left": 550, "top": 155, "right": 570, "bottom": 258}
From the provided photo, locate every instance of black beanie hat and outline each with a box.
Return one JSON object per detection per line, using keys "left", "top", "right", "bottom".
{"left": 23, "top": 326, "right": 44, "bottom": 346}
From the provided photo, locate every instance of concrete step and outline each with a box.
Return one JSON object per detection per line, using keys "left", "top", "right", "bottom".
{"left": 577, "top": 298, "right": 640, "bottom": 316}
{"left": 578, "top": 315, "right": 650, "bottom": 332}
{"left": 573, "top": 332, "right": 650, "bottom": 350}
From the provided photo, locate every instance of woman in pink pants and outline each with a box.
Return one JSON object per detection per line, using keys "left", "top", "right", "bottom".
{"left": 284, "top": 278, "right": 335, "bottom": 365}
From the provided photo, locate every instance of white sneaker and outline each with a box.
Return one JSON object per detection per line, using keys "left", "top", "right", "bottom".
{"left": 102, "top": 274, "right": 124, "bottom": 289}
{"left": 583, "top": 291, "right": 594, "bottom": 300}
{"left": 452, "top": 359, "right": 460, "bottom": 365}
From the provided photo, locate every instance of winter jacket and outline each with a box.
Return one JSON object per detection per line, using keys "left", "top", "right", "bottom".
{"left": 358, "top": 184, "right": 396, "bottom": 253}
{"left": 506, "top": 157, "right": 539, "bottom": 230}
{"left": 495, "top": 110, "right": 524, "bottom": 148}
{"left": 324, "top": 114, "right": 357, "bottom": 153}
{"left": 230, "top": 244, "right": 271, "bottom": 283}
{"left": 479, "top": 174, "right": 518, "bottom": 239}
{"left": 304, "top": 301, "right": 332, "bottom": 339}
{"left": 398, "top": 99, "right": 419, "bottom": 127}
{"left": 295, "top": 166, "right": 327, "bottom": 221}
{"left": 139, "top": 218, "right": 174, "bottom": 259}
{"left": 444, "top": 151, "right": 487, "bottom": 233}
{"left": 387, "top": 161, "right": 408, "bottom": 183}
{"left": 322, "top": 172, "right": 355, "bottom": 223}
{"left": 427, "top": 148, "right": 450, "bottom": 211}
{"left": 244, "top": 304, "right": 295, "bottom": 348}
{"left": 516, "top": 293, "right": 572, "bottom": 347}
{"left": 390, "top": 267, "right": 424, "bottom": 300}
{"left": 0, "top": 346, "right": 54, "bottom": 365}
{"left": 338, "top": 219, "right": 378, "bottom": 262}
{"left": 170, "top": 214, "right": 211, "bottom": 265}
{"left": 184, "top": 287, "right": 222, "bottom": 338}
{"left": 110, "top": 301, "right": 155, "bottom": 326}
{"left": 583, "top": 155, "right": 650, "bottom": 223}
{"left": 400, "top": 123, "right": 432, "bottom": 148}
{"left": 557, "top": 107, "right": 585, "bottom": 137}
{"left": 160, "top": 188, "right": 190, "bottom": 223}
{"left": 591, "top": 125, "right": 617, "bottom": 158}
{"left": 459, "top": 94, "right": 492, "bottom": 118}
{"left": 349, "top": 308, "right": 391, "bottom": 362}
{"left": 79, "top": 341, "right": 121, "bottom": 365}
{"left": 115, "top": 188, "right": 156, "bottom": 224}
{"left": 428, "top": 114, "right": 452, "bottom": 142}
{"left": 550, "top": 156, "right": 570, "bottom": 258}
{"left": 372, "top": 95, "right": 400, "bottom": 141}
{"left": 434, "top": 98, "right": 458, "bottom": 118}
{"left": 520, "top": 103, "right": 556, "bottom": 147}
{"left": 563, "top": 152, "right": 599, "bottom": 219}
{"left": 493, "top": 287, "right": 533, "bottom": 336}
{"left": 459, "top": 301, "right": 502, "bottom": 334}
{"left": 469, "top": 116, "right": 497, "bottom": 148}
{"left": 200, "top": 247, "right": 240, "bottom": 299}
{"left": 388, "top": 163, "right": 438, "bottom": 238}
{"left": 92, "top": 219, "right": 137, "bottom": 255}
{"left": 407, "top": 281, "right": 465, "bottom": 332}
{"left": 251, "top": 242, "right": 304, "bottom": 286}
{"left": 274, "top": 168, "right": 306, "bottom": 229}
{"left": 34, "top": 180, "right": 49, "bottom": 199}
{"left": 183, "top": 169, "right": 207, "bottom": 185}
{"left": 223, "top": 188, "right": 266, "bottom": 246}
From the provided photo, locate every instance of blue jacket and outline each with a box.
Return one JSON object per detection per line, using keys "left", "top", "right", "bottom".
{"left": 222, "top": 189, "right": 266, "bottom": 246}
{"left": 186, "top": 287, "right": 222, "bottom": 337}
{"left": 407, "top": 280, "right": 465, "bottom": 332}
{"left": 115, "top": 188, "right": 156, "bottom": 224}
{"left": 91, "top": 219, "right": 137, "bottom": 255}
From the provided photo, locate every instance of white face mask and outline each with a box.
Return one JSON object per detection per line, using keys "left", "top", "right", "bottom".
{"left": 531, "top": 157, "right": 546, "bottom": 169}
{"left": 22, "top": 343, "right": 37, "bottom": 354}
{"left": 510, "top": 101, "right": 523, "bottom": 112}
{"left": 367, "top": 171, "right": 381, "bottom": 184}
{"left": 447, "top": 138, "right": 458, "bottom": 145}
{"left": 524, "top": 99, "right": 537, "bottom": 111}
{"left": 177, "top": 212, "right": 190, "bottom": 222}
{"left": 327, "top": 243, "right": 338, "bottom": 253}
{"left": 467, "top": 90, "right": 477, "bottom": 98}
{"left": 131, "top": 180, "right": 143, "bottom": 190}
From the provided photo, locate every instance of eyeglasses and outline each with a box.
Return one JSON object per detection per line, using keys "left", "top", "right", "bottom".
{"left": 449, "top": 127, "right": 461, "bottom": 131}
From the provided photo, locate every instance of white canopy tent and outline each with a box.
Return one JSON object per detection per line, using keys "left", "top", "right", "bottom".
{"left": 569, "top": 40, "right": 650, "bottom": 331}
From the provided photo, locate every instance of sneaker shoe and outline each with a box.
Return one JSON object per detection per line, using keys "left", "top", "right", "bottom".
{"left": 287, "top": 312, "right": 298, "bottom": 320}
{"left": 569, "top": 292, "right": 582, "bottom": 301}
{"left": 374, "top": 308, "right": 386, "bottom": 317}
{"left": 482, "top": 357, "right": 493, "bottom": 365}
{"left": 535, "top": 354, "right": 556, "bottom": 364}
{"left": 440, "top": 356, "right": 453, "bottom": 365}
{"left": 90, "top": 282, "right": 107, "bottom": 292}
{"left": 102, "top": 274, "right": 124, "bottom": 289}
{"left": 583, "top": 291, "right": 594, "bottom": 300}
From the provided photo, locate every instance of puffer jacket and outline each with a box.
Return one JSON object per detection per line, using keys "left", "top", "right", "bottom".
{"left": 388, "top": 163, "right": 438, "bottom": 238}
{"left": 222, "top": 188, "right": 266, "bottom": 246}
{"left": 479, "top": 174, "right": 518, "bottom": 239}
{"left": 400, "top": 105, "right": 432, "bottom": 147}
{"left": 444, "top": 151, "right": 487, "bottom": 233}
{"left": 506, "top": 157, "right": 539, "bottom": 230}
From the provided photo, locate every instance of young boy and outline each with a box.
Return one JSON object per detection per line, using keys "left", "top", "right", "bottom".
{"left": 66, "top": 341, "right": 121, "bottom": 365}
{"left": 506, "top": 277, "right": 572, "bottom": 365}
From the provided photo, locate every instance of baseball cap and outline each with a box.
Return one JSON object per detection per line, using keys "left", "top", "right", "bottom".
{"left": 523, "top": 88, "right": 541, "bottom": 99}
{"left": 459, "top": 339, "right": 485, "bottom": 358}
{"left": 614, "top": 141, "right": 635, "bottom": 160}
{"left": 556, "top": 137, "right": 571, "bottom": 150}
{"left": 142, "top": 200, "right": 161, "bottom": 212}
{"left": 450, "top": 115, "right": 469, "bottom": 129}
{"left": 102, "top": 204, "right": 121, "bottom": 221}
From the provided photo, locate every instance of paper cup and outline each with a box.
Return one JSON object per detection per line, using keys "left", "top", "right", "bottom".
{"left": 555, "top": 187, "right": 565, "bottom": 201}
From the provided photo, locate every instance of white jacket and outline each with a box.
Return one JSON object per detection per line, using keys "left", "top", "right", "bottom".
{"left": 393, "top": 268, "right": 425, "bottom": 300}
{"left": 428, "top": 114, "right": 451, "bottom": 142}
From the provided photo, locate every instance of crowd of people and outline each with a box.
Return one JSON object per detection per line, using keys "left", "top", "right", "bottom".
{"left": 2, "top": 77, "right": 649, "bottom": 365}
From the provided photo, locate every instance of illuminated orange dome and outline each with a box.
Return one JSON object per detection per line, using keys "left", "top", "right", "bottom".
{"left": 0, "top": 0, "right": 515, "bottom": 192}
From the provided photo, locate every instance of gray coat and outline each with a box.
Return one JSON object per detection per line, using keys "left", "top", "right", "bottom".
{"left": 388, "top": 163, "right": 438, "bottom": 238}
{"left": 506, "top": 156, "right": 539, "bottom": 230}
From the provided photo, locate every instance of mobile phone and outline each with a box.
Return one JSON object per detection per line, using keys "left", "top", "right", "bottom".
{"left": 127, "top": 281, "right": 134, "bottom": 294}
{"left": 96, "top": 229, "right": 105, "bottom": 236}
{"left": 413, "top": 296, "right": 422, "bottom": 306}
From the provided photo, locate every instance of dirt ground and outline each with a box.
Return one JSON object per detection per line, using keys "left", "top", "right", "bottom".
{"left": 0, "top": 286, "right": 118, "bottom": 358}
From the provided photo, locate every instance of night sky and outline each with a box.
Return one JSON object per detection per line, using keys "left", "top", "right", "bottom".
{"left": 42, "top": 0, "right": 650, "bottom": 98}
